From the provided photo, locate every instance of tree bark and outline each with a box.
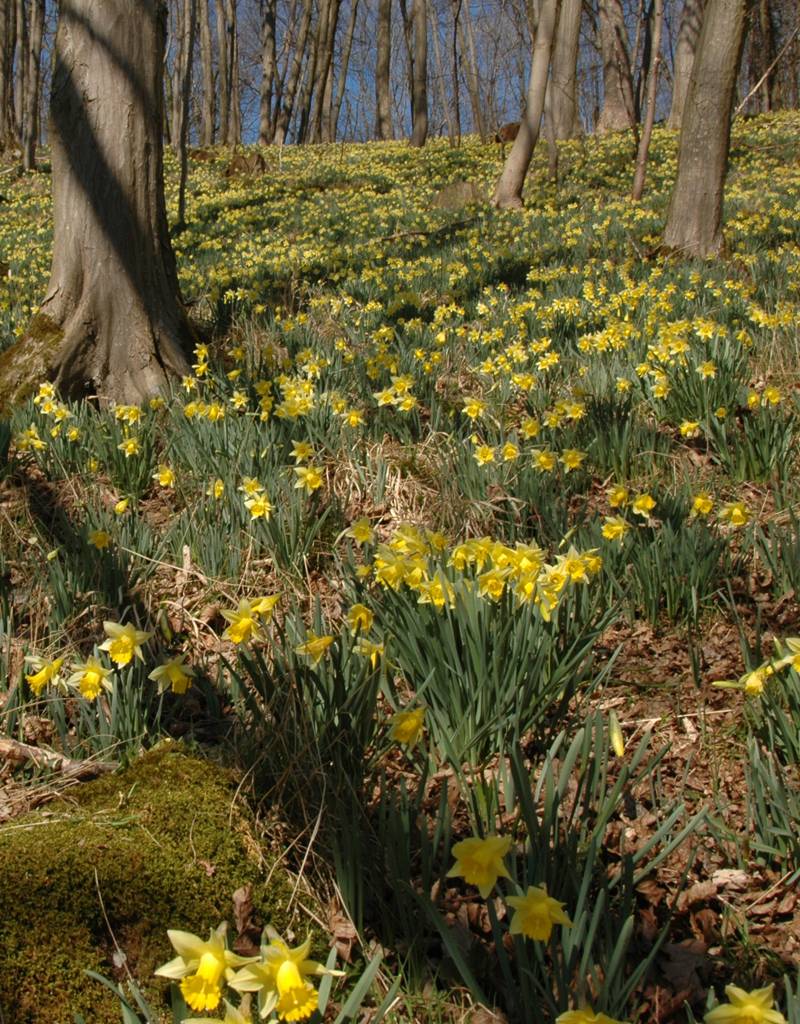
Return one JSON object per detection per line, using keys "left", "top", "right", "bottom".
{"left": 631, "top": 0, "right": 663, "bottom": 199}
{"left": 547, "top": 0, "right": 581, "bottom": 137}
{"left": 198, "top": 0, "right": 214, "bottom": 145}
{"left": 13, "top": 0, "right": 25, "bottom": 137}
{"left": 458, "top": 0, "right": 485, "bottom": 138}
{"left": 177, "top": 0, "right": 196, "bottom": 227}
{"left": 491, "top": 0, "right": 560, "bottom": 208}
{"left": 258, "top": 0, "right": 277, "bottom": 145}
{"left": 663, "top": 0, "right": 747, "bottom": 257}
{"left": 667, "top": 0, "right": 705, "bottom": 127}
{"left": 596, "top": 0, "right": 635, "bottom": 133}
{"left": 21, "top": 0, "right": 44, "bottom": 170}
{"left": 213, "top": 0, "right": 229, "bottom": 142}
{"left": 410, "top": 0, "right": 428, "bottom": 145}
{"left": 430, "top": 2, "right": 457, "bottom": 140}
{"left": 28, "top": 0, "right": 191, "bottom": 402}
{"left": 225, "top": 0, "right": 240, "bottom": 145}
{"left": 0, "top": 0, "right": 15, "bottom": 149}
{"left": 309, "top": 0, "right": 342, "bottom": 143}
{"left": 375, "top": 0, "right": 393, "bottom": 139}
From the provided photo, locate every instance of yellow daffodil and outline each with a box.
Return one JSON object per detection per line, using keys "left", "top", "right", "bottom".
{"left": 556, "top": 1010, "right": 629, "bottom": 1024}
{"left": 631, "top": 493, "right": 655, "bottom": 517}
{"left": 153, "top": 464, "right": 175, "bottom": 487}
{"left": 230, "top": 934, "right": 343, "bottom": 1023}
{"left": 222, "top": 599, "right": 267, "bottom": 644}
{"left": 506, "top": 884, "right": 572, "bottom": 941}
{"left": 601, "top": 516, "right": 629, "bottom": 542}
{"left": 346, "top": 603, "right": 374, "bottom": 635}
{"left": 293, "top": 465, "right": 323, "bottom": 493}
{"left": 67, "top": 656, "right": 113, "bottom": 700}
{"left": 389, "top": 705, "right": 425, "bottom": 746}
{"left": 704, "top": 984, "right": 787, "bottom": 1024}
{"left": 24, "top": 655, "right": 64, "bottom": 696}
{"left": 245, "top": 493, "right": 274, "bottom": 520}
{"left": 155, "top": 926, "right": 255, "bottom": 1014}
{"left": 100, "top": 621, "right": 153, "bottom": 666}
{"left": 720, "top": 502, "right": 750, "bottom": 528}
{"left": 447, "top": 834, "right": 512, "bottom": 898}
{"left": 294, "top": 631, "right": 334, "bottom": 666}
{"left": 148, "top": 656, "right": 195, "bottom": 695}
{"left": 692, "top": 493, "right": 714, "bottom": 517}
{"left": 88, "top": 529, "right": 112, "bottom": 550}
{"left": 346, "top": 517, "right": 375, "bottom": 544}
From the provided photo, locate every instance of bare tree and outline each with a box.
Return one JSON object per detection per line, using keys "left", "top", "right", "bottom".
{"left": 16, "top": 0, "right": 191, "bottom": 402}
{"left": 458, "top": 0, "right": 486, "bottom": 138}
{"left": 273, "top": 0, "right": 313, "bottom": 145}
{"left": 410, "top": 0, "right": 428, "bottom": 145}
{"left": 547, "top": 0, "right": 581, "bottom": 138}
{"left": 259, "top": 0, "right": 277, "bottom": 144}
{"left": 596, "top": 0, "right": 635, "bottom": 133}
{"left": 176, "top": 0, "right": 196, "bottom": 227}
{"left": 631, "top": 0, "right": 663, "bottom": 199}
{"left": 13, "top": 0, "right": 25, "bottom": 134}
{"left": 663, "top": 0, "right": 747, "bottom": 256}
{"left": 21, "top": 0, "right": 44, "bottom": 170}
{"left": 331, "top": 0, "right": 359, "bottom": 140}
{"left": 668, "top": 0, "right": 705, "bottom": 127}
{"left": 492, "top": 0, "right": 560, "bottom": 208}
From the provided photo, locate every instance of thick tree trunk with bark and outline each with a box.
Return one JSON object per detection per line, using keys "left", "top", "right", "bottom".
{"left": 21, "top": 0, "right": 44, "bottom": 170}
{"left": 668, "top": 0, "right": 705, "bottom": 127}
{"left": 596, "top": 0, "right": 635, "bottom": 133}
{"left": 547, "top": 0, "right": 581, "bottom": 138}
{"left": 375, "top": 0, "right": 392, "bottom": 139}
{"left": 26, "top": 0, "right": 191, "bottom": 402}
{"left": 410, "top": 0, "right": 428, "bottom": 146}
{"left": 663, "top": 0, "right": 746, "bottom": 257}
{"left": 491, "top": 0, "right": 560, "bottom": 208}
{"left": 0, "top": 0, "right": 16, "bottom": 150}
{"left": 198, "top": 0, "right": 215, "bottom": 145}
{"left": 631, "top": 0, "right": 663, "bottom": 199}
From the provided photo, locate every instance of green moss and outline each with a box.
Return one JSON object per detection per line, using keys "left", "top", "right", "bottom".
{"left": 0, "top": 744, "right": 296, "bottom": 1024}
{"left": 0, "top": 313, "right": 63, "bottom": 416}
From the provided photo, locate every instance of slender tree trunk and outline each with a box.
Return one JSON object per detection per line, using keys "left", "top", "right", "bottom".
{"left": 430, "top": 3, "right": 456, "bottom": 140}
{"left": 331, "top": 0, "right": 358, "bottom": 139}
{"left": 21, "top": 0, "right": 191, "bottom": 403}
{"left": 225, "top": 0, "right": 240, "bottom": 145}
{"left": 375, "top": 0, "right": 392, "bottom": 139}
{"left": 547, "top": 0, "right": 581, "bottom": 137}
{"left": 310, "top": 0, "right": 341, "bottom": 143}
{"left": 214, "top": 0, "right": 229, "bottom": 143}
{"left": 631, "top": 0, "right": 663, "bottom": 199}
{"left": 663, "top": 0, "right": 747, "bottom": 256}
{"left": 13, "top": 0, "right": 26, "bottom": 138}
{"left": 295, "top": 5, "right": 320, "bottom": 143}
{"left": 410, "top": 0, "right": 428, "bottom": 145}
{"left": 171, "top": 0, "right": 186, "bottom": 152}
{"left": 668, "top": 0, "right": 705, "bottom": 127}
{"left": 177, "top": 0, "right": 196, "bottom": 227}
{"left": 458, "top": 0, "right": 485, "bottom": 138}
{"left": 492, "top": 0, "right": 560, "bottom": 208}
{"left": 259, "top": 0, "right": 277, "bottom": 145}
{"left": 451, "top": 0, "right": 462, "bottom": 145}
{"left": 757, "top": 0, "right": 775, "bottom": 110}
{"left": 0, "top": 0, "right": 15, "bottom": 150}
{"left": 21, "top": 0, "right": 43, "bottom": 170}
{"left": 596, "top": 0, "right": 636, "bottom": 133}
{"left": 198, "top": 0, "right": 214, "bottom": 144}
{"left": 273, "top": 0, "right": 312, "bottom": 145}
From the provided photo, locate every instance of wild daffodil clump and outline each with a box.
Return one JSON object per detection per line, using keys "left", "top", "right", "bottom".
{"left": 2, "top": 114, "right": 800, "bottom": 1023}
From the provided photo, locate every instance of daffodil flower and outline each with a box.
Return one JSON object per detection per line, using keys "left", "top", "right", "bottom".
{"left": 556, "top": 1010, "right": 630, "bottom": 1024}
{"left": 447, "top": 834, "right": 512, "bottom": 898}
{"left": 506, "top": 884, "right": 573, "bottom": 941}
{"left": 155, "top": 926, "right": 256, "bottom": 1014}
{"left": 67, "top": 656, "right": 113, "bottom": 700}
{"left": 229, "top": 934, "right": 343, "bottom": 1022}
{"left": 100, "top": 621, "right": 153, "bottom": 667}
{"left": 24, "top": 655, "right": 65, "bottom": 696}
{"left": 704, "top": 984, "right": 787, "bottom": 1024}
{"left": 148, "top": 656, "right": 195, "bottom": 694}
{"left": 389, "top": 706, "right": 425, "bottom": 746}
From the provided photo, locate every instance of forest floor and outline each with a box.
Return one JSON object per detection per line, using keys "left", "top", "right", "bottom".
{"left": 1, "top": 114, "right": 800, "bottom": 1024}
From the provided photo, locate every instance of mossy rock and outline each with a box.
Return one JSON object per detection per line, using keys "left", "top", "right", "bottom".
{"left": 0, "top": 744, "right": 297, "bottom": 1023}
{"left": 0, "top": 313, "right": 64, "bottom": 416}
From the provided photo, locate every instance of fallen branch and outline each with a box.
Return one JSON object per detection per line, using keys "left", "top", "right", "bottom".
{"left": 0, "top": 737, "right": 117, "bottom": 779}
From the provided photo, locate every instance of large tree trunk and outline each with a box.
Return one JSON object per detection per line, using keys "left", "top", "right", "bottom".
{"left": 631, "top": 0, "right": 663, "bottom": 199}
{"left": 663, "top": 0, "right": 747, "bottom": 257}
{"left": 21, "top": 0, "right": 44, "bottom": 170}
{"left": 546, "top": 0, "right": 581, "bottom": 138}
{"left": 198, "top": 0, "right": 215, "bottom": 145}
{"left": 0, "top": 0, "right": 16, "bottom": 150}
{"left": 24, "top": 0, "right": 191, "bottom": 402}
{"left": 667, "top": 0, "right": 705, "bottom": 128}
{"left": 491, "top": 0, "right": 560, "bottom": 208}
{"left": 596, "top": 0, "right": 635, "bottom": 133}
{"left": 410, "top": 0, "right": 428, "bottom": 146}
{"left": 375, "top": 0, "right": 392, "bottom": 139}
{"left": 259, "top": 0, "right": 277, "bottom": 145}
{"left": 273, "top": 0, "right": 312, "bottom": 145}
